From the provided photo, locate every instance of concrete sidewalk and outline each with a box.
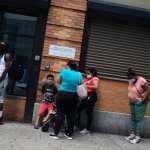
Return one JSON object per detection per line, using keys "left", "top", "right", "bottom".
{"left": 0, "top": 123, "right": 150, "bottom": 150}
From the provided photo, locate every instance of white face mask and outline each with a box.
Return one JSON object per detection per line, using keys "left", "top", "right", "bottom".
{"left": 128, "top": 78, "right": 135, "bottom": 84}
{"left": 87, "top": 74, "right": 92, "bottom": 79}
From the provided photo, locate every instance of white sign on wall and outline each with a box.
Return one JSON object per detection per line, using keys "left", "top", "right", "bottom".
{"left": 49, "top": 45, "right": 76, "bottom": 59}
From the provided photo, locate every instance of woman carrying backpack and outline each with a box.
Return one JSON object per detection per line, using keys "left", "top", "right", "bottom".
{"left": 126, "top": 68, "right": 149, "bottom": 144}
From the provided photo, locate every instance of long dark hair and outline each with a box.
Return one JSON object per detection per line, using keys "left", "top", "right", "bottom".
{"left": 67, "top": 60, "right": 77, "bottom": 70}
{"left": 87, "top": 67, "right": 98, "bottom": 77}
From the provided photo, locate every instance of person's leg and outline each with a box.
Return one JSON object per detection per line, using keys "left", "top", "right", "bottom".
{"left": 125, "top": 102, "right": 136, "bottom": 141}
{"left": 65, "top": 93, "right": 78, "bottom": 137}
{"left": 34, "top": 103, "right": 47, "bottom": 129}
{"left": 85, "top": 92, "right": 97, "bottom": 131}
{"left": 129, "top": 101, "right": 147, "bottom": 144}
{"left": 76, "top": 99, "right": 87, "bottom": 129}
{"left": 0, "top": 83, "right": 7, "bottom": 124}
{"left": 43, "top": 103, "right": 54, "bottom": 122}
{"left": 86, "top": 105, "right": 94, "bottom": 131}
{"left": 135, "top": 101, "right": 147, "bottom": 137}
{"left": 52, "top": 92, "right": 65, "bottom": 136}
{"left": 129, "top": 102, "right": 136, "bottom": 135}
{"left": 0, "top": 102, "right": 4, "bottom": 124}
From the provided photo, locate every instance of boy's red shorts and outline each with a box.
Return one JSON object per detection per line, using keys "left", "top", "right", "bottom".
{"left": 38, "top": 102, "right": 54, "bottom": 117}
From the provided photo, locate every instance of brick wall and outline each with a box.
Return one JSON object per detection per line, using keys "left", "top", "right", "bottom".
{"left": 96, "top": 79, "right": 150, "bottom": 116}
{"left": 37, "top": 0, "right": 87, "bottom": 97}
{"left": 37, "top": 0, "right": 150, "bottom": 116}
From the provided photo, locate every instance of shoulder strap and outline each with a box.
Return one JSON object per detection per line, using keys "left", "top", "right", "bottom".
{"left": 134, "top": 85, "right": 142, "bottom": 97}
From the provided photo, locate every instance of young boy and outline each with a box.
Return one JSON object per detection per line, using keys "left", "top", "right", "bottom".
{"left": 34, "top": 74, "right": 57, "bottom": 129}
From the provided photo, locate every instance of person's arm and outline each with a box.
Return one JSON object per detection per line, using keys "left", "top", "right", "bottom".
{"left": 0, "top": 53, "right": 12, "bottom": 82}
{"left": 5, "top": 53, "right": 12, "bottom": 70}
{"left": 56, "top": 75, "right": 61, "bottom": 85}
{"left": 41, "top": 84, "right": 46, "bottom": 95}
{"left": 141, "top": 83, "right": 150, "bottom": 100}
{"left": 54, "top": 85, "right": 57, "bottom": 94}
{"left": 56, "top": 69, "right": 64, "bottom": 85}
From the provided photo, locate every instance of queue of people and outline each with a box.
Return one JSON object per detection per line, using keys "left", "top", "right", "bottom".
{"left": 34, "top": 60, "right": 99, "bottom": 140}
{"left": 0, "top": 41, "right": 150, "bottom": 144}
{"left": 34, "top": 60, "right": 150, "bottom": 144}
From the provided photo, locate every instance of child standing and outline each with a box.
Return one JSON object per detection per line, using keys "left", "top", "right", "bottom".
{"left": 34, "top": 74, "right": 57, "bottom": 129}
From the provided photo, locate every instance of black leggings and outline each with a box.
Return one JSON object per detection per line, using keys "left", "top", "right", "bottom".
{"left": 54, "top": 91, "right": 78, "bottom": 136}
{"left": 77, "top": 91, "right": 97, "bottom": 130}
{"left": 0, "top": 103, "right": 4, "bottom": 122}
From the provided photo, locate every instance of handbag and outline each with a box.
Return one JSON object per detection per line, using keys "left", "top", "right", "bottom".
{"left": 77, "top": 83, "right": 87, "bottom": 99}
{"left": 144, "top": 84, "right": 150, "bottom": 102}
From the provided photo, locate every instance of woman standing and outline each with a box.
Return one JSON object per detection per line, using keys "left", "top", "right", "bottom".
{"left": 77, "top": 68, "right": 99, "bottom": 134}
{"left": 126, "top": 68, "right": 149, "bottom": 144}
{"left": 50, "top": 60, "right": 83, "bottom": 139}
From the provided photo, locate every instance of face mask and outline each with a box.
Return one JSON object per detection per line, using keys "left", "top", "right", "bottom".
{"left": 128, "top": 78, "right": 135, "bottom": 84}
{"left": 87, "top": 74, "right": 92, "bottom": 79}
{"left": 47, "top": 80, "right": 54, "bottom": 85}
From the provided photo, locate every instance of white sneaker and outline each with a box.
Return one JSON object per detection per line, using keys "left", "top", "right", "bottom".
{"left": 125, "top": 134, "right": 135, "bottom": 141}
{"left": 49, "top": 133, "right": 59, "bottom": 140}
{"left": 129, "top": 136, "right": 141, "bottom": 144}
{"left": 64, "top": 134, "right": 73, "bottom": 140}
{"left": 80, "top": 129, "right": 90, "bottom": 134}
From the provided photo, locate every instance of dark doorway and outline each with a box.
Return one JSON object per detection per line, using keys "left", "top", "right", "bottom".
{"left": 0, "top": 1, "right": 50, "bottom": 121}
{"left": 0, "top": 13, "right": 37, "bottom": 97}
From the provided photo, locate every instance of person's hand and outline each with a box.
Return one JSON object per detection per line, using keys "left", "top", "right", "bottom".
{"left": 43, "top": 117, "right": 48, "bottom": 122}
{"left": 36, "top": 95, "right": 42, "bottom": 101}
{"left": 51, "top": 110, "right": 56, "bottom": 115}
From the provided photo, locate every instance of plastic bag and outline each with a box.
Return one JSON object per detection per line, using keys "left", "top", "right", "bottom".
{"left": 77, "top": 84, "right": 87, "bottom": 99}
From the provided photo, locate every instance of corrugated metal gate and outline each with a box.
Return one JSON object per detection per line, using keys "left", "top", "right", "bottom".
{"left": 85, "top": 13, "right": 150, "bottom": 80}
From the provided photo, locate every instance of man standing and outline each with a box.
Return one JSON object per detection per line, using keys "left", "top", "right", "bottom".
{"left": 0, "top": 42, "right": 12, "bottom": 124}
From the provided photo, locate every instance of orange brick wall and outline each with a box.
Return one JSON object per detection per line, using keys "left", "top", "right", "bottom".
{"left": 96, "top": 79, "right": 150, "bottom": 116}
{"left": 37, "top": 0, "right": 150, "bottom": 116}
{"left": 37, "top": 0, "right": 87, "bottom": 97}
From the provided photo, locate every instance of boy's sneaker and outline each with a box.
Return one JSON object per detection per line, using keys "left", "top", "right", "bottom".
{"left": 34, "top": 124, "right": 40, "bottom": 129}
{"left": 129, "top": 136, "right": 141, "bottom": 144}
{"left": 125, "top": 133, "right": 135, "bottom": 141}
{"left": 80, "top": 128, "right": 90, "bottom": 134}
{"left": 49, "top": 133, "right": 59, "bottom": 140}
{"left": 64, "top": 134, "right": 73, "bottom": 140}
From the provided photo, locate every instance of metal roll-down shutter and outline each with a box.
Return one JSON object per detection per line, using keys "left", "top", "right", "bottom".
{"left": 85, "top": 14, "right": 150, "bottom": 80}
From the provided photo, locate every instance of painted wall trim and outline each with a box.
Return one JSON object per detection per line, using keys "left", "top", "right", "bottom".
{"left": 91, "top": 110, "right": 150, "bottom": 137}
{"left": 88, "top": 0, "right": 150, "bottom": 19}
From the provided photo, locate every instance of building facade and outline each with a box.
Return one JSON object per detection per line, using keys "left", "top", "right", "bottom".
{"left": 2, "top": 0, "right": 150, "bottom": 136}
